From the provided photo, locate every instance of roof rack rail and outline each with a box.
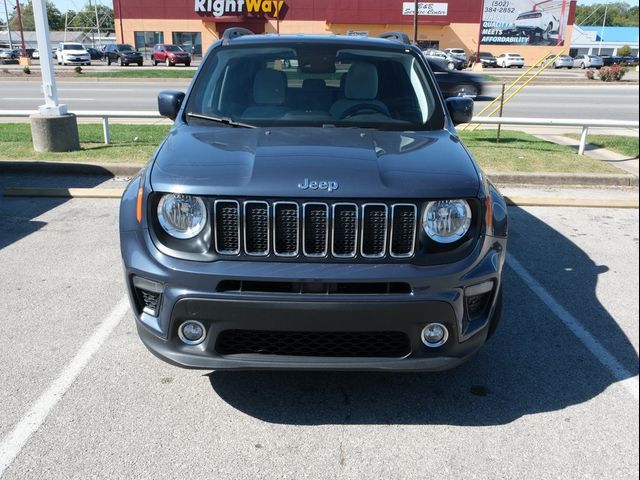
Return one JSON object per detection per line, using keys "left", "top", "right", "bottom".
{"left": 378, "top": 31, "right": 412, "bottom": 46}
{"left": 222, "top": 27, "right": 255, "bottom": 46}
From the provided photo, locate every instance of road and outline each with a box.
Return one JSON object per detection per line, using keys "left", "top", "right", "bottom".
{"left": 0, "top": 80, "right": 639, "bottom": 122}
{"left": 0, "top": 173, "right": 637, "bottom": 479}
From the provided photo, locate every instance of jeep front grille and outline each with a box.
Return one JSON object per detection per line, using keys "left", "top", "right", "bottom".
{"left": 213, "top": 200, "right": 417, "bottom": 260}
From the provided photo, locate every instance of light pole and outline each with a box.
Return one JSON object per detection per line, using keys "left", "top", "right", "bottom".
{"left": 30, "top": 0, "right": 80, "bottom": 153}
{"left": 412, "top": 0, "right": 419, "bottom": 44}
{"left": 3, "top": 0, "right": 13, "bottom": 49}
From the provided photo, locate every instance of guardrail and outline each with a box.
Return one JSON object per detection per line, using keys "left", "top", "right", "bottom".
{"left": 0, "top": 111, "right": 638, "bottom": 156}
{"left": 470, "top": 117, "right": 640, "bottom": 155}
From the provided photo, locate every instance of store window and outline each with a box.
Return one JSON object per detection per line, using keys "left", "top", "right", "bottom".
{"left": 172, "top": 32, "right": 202, "bottom": 57}
{"left": 135, "top": 31, "right": 164, "bottom": 59}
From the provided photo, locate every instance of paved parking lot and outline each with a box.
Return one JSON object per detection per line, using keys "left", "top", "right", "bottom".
{"left": 0, "top": 175, "right": 638, "bottom": 479}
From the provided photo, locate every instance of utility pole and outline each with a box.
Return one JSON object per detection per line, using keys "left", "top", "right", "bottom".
{"left": 15, "top": 0, "right": 27, "bottom": 57}
{"left": 3, "top": 0, "right": 14, "bottom": 49}
{"left": 412, "top": 0, "right": 419, "bottom": 44}
{"left": 598, "top": 5, "right": 607, "bottom": 55}
{"left": 474, "top": 0, "right": 485, "bottom": 70}
{"left": 94, "top": 1, "right": 102, "bottom": 48}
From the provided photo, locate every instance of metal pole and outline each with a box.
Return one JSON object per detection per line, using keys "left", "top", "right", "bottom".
{"left": 3, "top": 0, "right": 13, "bottom": 49}
{"left": 15, "top": 0, "right": 26, "bottom": 57}
{"left": 95, "top": 2, "right": 102, "bottom": 48}
{"left": 64, "top": 10, "right": 67, "bottom": 42}
{"left": 579, "top": 126, "right": 589, "bottom": 155}
{"left": 475, "top": 0, "right": 485, "bottom": 67}
{"left": 32, "top": 0, "right": 67, "bottom": 115}
{"left": 598, "top": 5, "right": 607, "bottom": 55}
{"left": 412, "top": 0, "right": 418, "bottom": 44}
{"left": 116, "top": 0, "right": 124, "bottom": 43}
{"left": 102, "top": 116, "right": 110, "bottom": 144}
{"left": 496, "top": 83, "right": 505, "bottom": 143}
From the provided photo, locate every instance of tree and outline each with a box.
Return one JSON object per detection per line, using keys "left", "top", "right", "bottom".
{"left": 575, "top": 2, "right": 639, "bottom": 27}
{"left": 617, "top": 45, "right": 633, "bottom": 56}
{"left": 8, "top": 2, "right": 65, "bottom": 31}
{"left": 68, "top": 4, "right": 114, "bottom": 32}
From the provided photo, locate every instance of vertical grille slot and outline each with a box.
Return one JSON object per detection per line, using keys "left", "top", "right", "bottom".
{"left": 214, "top": 200, "right": 240, "bottom": 255}
{"left": 303, "top": 203, "right": 329, "bottom": 257}
{"left": 274, "top": 202, "right": 299, "bottom": 257}
{"left": 332, "top": 203, "right": 358, "bottom": 258}
{"left": 390, "top": 204, "right": 417, "bottom": 258}
{"left": 361, "top": 204, "right": 388, "bottom": 258}
{"left": 244, "top": 201, "right": 270, "bottom": 256}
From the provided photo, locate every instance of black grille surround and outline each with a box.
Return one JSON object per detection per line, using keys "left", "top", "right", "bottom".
{"left": 216, "top": 329, "right": 412, "bottom": 358}
{"left": 212, "top": 199, "right": 419, "bottom": 261}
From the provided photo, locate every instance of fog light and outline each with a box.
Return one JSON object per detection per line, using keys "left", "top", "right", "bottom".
{"left": 178, "top": 320, "right": 206, "bottom": 345}
{"left": 421, "top": 323, "right": 449, "bottom": 348}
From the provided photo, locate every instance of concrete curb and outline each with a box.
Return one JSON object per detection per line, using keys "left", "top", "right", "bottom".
{"left": 488, "top": 172, "right": 638, "bottom": 187}
{"left": 3, "top": 187, "right": 638, "bottom": 208}
{"left": 1, "top": 160, "right": 638, "bottom": 187}
{"left": 0, "top": 160, "right": 144, "bottom": 177}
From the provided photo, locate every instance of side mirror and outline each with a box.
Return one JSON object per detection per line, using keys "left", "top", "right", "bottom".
{"left": 158, "top": 91, "right": 185, "bottom": 121}
{"left": 446, "top": 97, "right": 474, "bottom": 125}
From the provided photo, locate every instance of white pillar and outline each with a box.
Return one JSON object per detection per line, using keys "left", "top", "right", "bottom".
{"left": 32, "top": 0, "right": 67, "bottom": 116}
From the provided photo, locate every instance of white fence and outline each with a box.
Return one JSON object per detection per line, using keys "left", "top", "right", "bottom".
{"left": 1, "top": 110, "right": 638, "bottom": 156}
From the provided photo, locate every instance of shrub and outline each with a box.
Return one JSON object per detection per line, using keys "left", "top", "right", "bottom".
{"left": 23, "top": 65, "right": 31, "bottom": 74}
{"left": 585, "top": 68, "right": 595, "bottom": 80}
{"left": 599, "top": 64, "right": 628, "bottom": 82}
{"left": 74, "top": 66, "right": 83, "bottom": 74}
{"left": 617, "top": 45, "right": 632, "bottom": 57}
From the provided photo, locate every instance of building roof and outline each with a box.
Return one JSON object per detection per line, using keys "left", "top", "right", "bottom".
{"left": 578, "top": 26, "right": 639, "bottom": 43}
{"left": 0, "top": 30, "right": 93, "bottom": 44}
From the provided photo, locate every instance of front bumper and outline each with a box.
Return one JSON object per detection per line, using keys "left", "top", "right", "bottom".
{"left": 121, "top": 225, "right": 506, "bottom": 371}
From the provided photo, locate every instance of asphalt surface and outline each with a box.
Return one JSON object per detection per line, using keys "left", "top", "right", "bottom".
{"left": 0, "top": 173, "right": 638, "bottom": 479}
{"left": 1, "top": 78, "right": 639, "bottom": 122}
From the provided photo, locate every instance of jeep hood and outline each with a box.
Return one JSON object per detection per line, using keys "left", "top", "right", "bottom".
{"left": 150, "top": 126, "right": 481, "bottom": 199}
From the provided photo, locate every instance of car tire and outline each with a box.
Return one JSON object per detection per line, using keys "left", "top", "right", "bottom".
{"left": 107, "top": 57, "right": 111, "bottom": 66}
{"left": 185, "top": 62, "right": 191, "bottom": 67}
{"left": 166, "top": 58, "right": 172, "bottom": 67}
{"left": 153, "top": 59, "right": 158, "bottom": 66}
{"left": 446, "top": 61, "right": 455, "bottom": 71}
{"left": 518, "top": 65, "right": 523, "bottom": 68}
{"left": 120, "top": 58, "right": 125, "bottom": 66}
{"left": 138, "top": 62, "right": 143, "bottom": 66}
{"left": 581, "top": 63, "right": 586, "bottom": 69}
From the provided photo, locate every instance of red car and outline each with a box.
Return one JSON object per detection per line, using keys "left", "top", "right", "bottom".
{"left": 152, "top": 44, "right": 192, "bottom": 67}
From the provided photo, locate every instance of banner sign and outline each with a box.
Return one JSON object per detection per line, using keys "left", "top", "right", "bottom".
{"left": 195, "top": 0, "right": 286, "bottom": 18}
{"left": 481, "top": 0, "right": 570, "bottom": 46}
{"left": 402, "top": 2, "right": 449, "bottom": 16}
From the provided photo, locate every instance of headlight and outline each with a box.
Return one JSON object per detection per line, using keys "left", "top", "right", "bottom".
{"left": 157, "top": 194, "right": 207, "bottom": 239}
{"left": 422, "top": 199, "right": 472, "bottom": 244}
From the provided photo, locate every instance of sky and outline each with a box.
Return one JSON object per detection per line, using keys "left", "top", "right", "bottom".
{"left": 40, "top": 0, "right": 640, "bottom": 13}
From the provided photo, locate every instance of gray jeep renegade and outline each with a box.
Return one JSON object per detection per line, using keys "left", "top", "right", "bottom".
{"left": 119, "top": 30, "right": 508, "bottom": 371}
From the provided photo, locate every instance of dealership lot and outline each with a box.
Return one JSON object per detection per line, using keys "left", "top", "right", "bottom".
{"left": 0, "top": 174, "right": 637, "bottom": 479}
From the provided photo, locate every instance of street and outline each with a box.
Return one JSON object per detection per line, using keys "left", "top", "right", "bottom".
{"left": 0, "top": 173, "right": 637, "bottom": 479}
{"left": 1, "top": 79, "right": 639, "bottom": 122}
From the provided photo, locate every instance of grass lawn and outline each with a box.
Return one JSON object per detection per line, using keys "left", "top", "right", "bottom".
{"left": 459, "top": 130, "right": 621, "bottom": 174}
{"left": 83, "top": 69, "right": 195, "bottom": 79}
{"left": 567, "top": 134, "right": 639, "bottom": 159}
{"left": 0, "top": 123, "right": 170, "bottom": 163}
{"left": 0, "top": 124, "right": 624, "bottom": 174}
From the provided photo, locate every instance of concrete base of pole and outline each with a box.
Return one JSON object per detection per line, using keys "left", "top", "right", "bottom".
{"left": 471, "top": 63, "right": 484, "bottom": 72}
{"left": 19, "top": 56, "right": 31, "bottom": 66}
{"left": 30, "top": 114, "right": 81, "bottom": 152}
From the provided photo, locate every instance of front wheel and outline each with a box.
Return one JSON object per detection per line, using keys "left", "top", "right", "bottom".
{"left": 185, "top": 62, "right": 191, "bottom": 67}
{"left": 581, "top": 63, "right": 586, "bottom": 69}
{"left": 446, "top": 61, "right": 455, "bottom": 71}
{"left": 137, "top": 62, "right": 143, "bottom": 66}
{"left": 153, "top": 59, "right": 158, "bottom": 66}
{"left": 107, "top": 56, "right": 111, "bottom": 66}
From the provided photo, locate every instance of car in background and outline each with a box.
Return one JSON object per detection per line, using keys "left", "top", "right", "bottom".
{"left": 86, "top": 47, "right": 103, "bottom": 60}
{"left": 151, "top": 44, "right": 192, "bottom": 66}
{"left": 573, "top": 54, "right": 603, "bottom": 69}
{"left": 497, "top": 53, "right": 525, "bottom": 68}
{"left": 0, "top": 48, "right": 18, "bottom": 61}
{"left": 552, "top": 55, "right": 573, "bottom": 69}
{"left": 32, "top": 49, "right": 40, "bottom": 59}
{"left": 444, "top": 48, "right": 468, "bottom": 63}
{"left": 621, "top": 56, "right": 639, "bottom": 66}
{"left": 103, "top": 44, "right": 143, "bottom": 66}
{"left": 470, "top": 51, "right": 497, "bottom": 68}
{"left": 513, "top": 10, "right": 559, "bottom": 40}
{"left": 56, "top": 42, "right": 91, "bottom": 66}
{"left": 426, "top": 57, "right": 484, "bottom": 98}
{"left": 423, "top": 49, "right": 465, "bottom": 70}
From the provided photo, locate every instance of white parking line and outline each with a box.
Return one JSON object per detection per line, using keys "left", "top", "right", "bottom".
{"left": 508, "top": 254, "right": 639, "bottom": 401}
{"left": 0, "top": 296, "right": 130, "bottom": 478}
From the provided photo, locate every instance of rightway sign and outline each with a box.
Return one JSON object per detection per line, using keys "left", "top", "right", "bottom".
{"left": 481, "top": 0, "right": 571, "bottom": 46}
{"left": 402, "top": 2, "right": 449, "bottom": 16}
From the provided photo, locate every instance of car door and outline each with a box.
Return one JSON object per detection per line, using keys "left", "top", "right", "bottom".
{"left": 156, "top": 46, "right": 166, "bottom": 62}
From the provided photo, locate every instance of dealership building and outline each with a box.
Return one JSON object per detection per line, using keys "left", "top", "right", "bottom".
{"left": 114, "top": 0, "right": 577, "bottom": 64}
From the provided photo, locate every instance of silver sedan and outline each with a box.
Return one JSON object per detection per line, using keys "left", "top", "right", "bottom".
{"left": 574, "top": 54, "right": 604, "bottom": 69}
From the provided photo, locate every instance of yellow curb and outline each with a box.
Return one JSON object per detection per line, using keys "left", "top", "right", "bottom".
{"left": 505, "top": 196, "right": 639, "bottom": 209}
{"left": 3, "top": 187, "right": 124, "bottom": 198}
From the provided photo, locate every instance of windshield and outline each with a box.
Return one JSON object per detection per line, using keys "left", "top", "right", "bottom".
{"left": 166, "top": 45, "right": 183, "bottom": 52}
{"left": 63, "top": 44, "right": 84, "bottom": 50}
{"left": 118, "top": 44, "right": 134, "bottom": 51}
{"left": 185, "top": 44, "right": 443, "bottom": 130}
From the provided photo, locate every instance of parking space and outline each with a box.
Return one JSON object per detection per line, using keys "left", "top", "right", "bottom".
{"left": 0, "top": 181, "right": 637, "bottom": 479}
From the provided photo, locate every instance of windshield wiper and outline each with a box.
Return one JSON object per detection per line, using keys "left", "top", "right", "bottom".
{"left": 186, "top": 112, "right": 256, "bottom": 129}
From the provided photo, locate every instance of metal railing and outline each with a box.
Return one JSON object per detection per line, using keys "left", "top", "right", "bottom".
{"left": 0, "top": 110, "right": 638, "bottom": 156}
